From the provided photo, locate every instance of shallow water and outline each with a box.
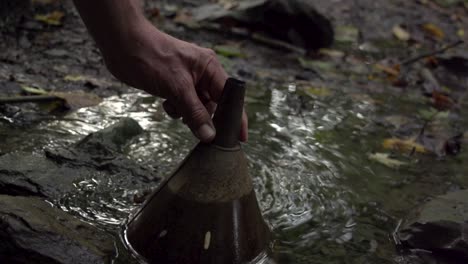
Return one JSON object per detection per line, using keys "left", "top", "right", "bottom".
{"left": 1, "top": 78, "right": 467, "bottom": 264}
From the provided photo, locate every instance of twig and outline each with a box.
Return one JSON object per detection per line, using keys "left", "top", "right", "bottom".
{"left": 401, "top": 40, "right": 464, "bottom": 66}
{"left": 0, "top": 95, "right": 61, "bottom": 104}
{"left": 251, "top": 33, "right": 306, "bottom": 55}
{"left": 392, "top": 219, "right": 403, "bottom": 245}
{"left": 410, "top": 109, "right": 440, "bottom": 156}
{"left": 197, "top": 22, "right": 307, "bottom": 55}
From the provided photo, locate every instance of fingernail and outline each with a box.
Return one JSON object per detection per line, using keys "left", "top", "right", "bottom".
{"left": 197, "top": 124, "right": 215, "bottom": 142}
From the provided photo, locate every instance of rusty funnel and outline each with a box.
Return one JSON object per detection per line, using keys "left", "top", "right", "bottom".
{"left": 124, "top": 78, "right": 271, "bottom": 264}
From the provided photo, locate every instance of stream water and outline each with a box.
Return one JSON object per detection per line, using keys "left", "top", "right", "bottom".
{"left": 1, "top": 77, "right": 467, "bottom": 264}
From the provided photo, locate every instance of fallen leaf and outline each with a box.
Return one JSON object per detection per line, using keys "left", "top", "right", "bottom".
{"left": 64, "top": 75, "right": 113, "bottom": 88}
{"left": 51, "top": 91, "right": 102, "bottom": 109}
{"left": 424, "top": 56, "right": 439, "bottom": 67}
{"left": 383, "top": 138, "right": 429, "bottom": 154}
{"left": 369, "top": 153, "right": 408, "bottom": 168}
{"left": 334, "top": 25, "right": 360, "bottom": 43}
{"left": 21, "top": 85, "right": 102, "bottom": 110}
{"left": 375, "top": 63, "right": 400, "bottom": 80}
{"left": 431, "top": 91, "right": 455, "bottom": 111}
{"left": 301, "top": 86, "right": 332, "bottom": 97}
{"left": 214, "top": 44, "right": 246, "bottom": 58}
{"left": 21, "top": 85, "right": 48, "bottom": 95}
{"left": 34, "top": 11, "right": 65, "bottom": 26}
{"left": 392, "top": 25, "right": 411, "bottom": 41}
{"left": 418, "top": 108, "right": 449, "bottom": 121}
{"left": 173, "top": 10, "right": 198, "bottom": 28}
{"left": 422, "top": 23, "right": 445, "bottom": 40}
{"left": 146, "top": 7, "right": 161, "bottom": 19}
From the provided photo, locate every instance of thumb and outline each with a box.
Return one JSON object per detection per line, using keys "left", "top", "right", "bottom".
{"left": 178, "top": 85, "right": 216, "bottom": 143}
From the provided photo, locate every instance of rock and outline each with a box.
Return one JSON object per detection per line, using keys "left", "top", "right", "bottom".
{"left": 191, "top": 0, "right": 334, "bottom": 50}
{"left": 398, "top": 190, "right": 468, "bottom": 262}
{"left": 0, "top": 195, "right": 115, "bottom": 263}
{"left": 76, "top": 117, "right": 144, "bottom": 154}
{"left": 44, "top": 49, "right": 69, "bottom": 58}
{"left": 0, "top": 118, "right": 157, "bottom": 198}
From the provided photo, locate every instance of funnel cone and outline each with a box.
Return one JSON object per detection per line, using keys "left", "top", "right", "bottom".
{"left": 124, "top": 78, "right": 271, "bottom": 264}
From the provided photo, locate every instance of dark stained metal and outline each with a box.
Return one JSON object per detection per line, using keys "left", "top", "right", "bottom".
{"left": 124, "top": 78, "right": 271, "bottom": 264}
{"left": 212, "top": 78, "right": 246, "bottom": 148}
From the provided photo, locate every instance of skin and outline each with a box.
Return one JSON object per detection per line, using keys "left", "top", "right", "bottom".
{"left": 72, "top": 0, "right": 247, "bottom": 143}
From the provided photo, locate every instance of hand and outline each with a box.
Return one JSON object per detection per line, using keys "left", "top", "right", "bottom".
{"left": 99, "top": 19, "right": 248, "bottom": 143}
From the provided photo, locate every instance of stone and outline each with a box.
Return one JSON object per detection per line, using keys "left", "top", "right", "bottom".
{"left": 191, "top": 0, "right": 334, "bottom": 50}
{"left": 0, "top": 118, "right": 157, "bottom": 198}
{"left": 0, "top": 195, "right": 115, "bottom": 263}
{"left": 398, "top": 190, "right": 468, "bottom": 262}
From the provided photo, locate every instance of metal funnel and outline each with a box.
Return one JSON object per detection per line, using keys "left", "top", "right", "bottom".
{"left": 124, "top": 78, "right": 271, "bottom": 264}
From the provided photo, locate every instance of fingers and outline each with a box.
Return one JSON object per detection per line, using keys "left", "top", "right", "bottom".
{"left": 163, "top": 97, "right": 248, "bottom": 143}
{"left": 178, "top": 85, "right": 216, "bottom": 143}
{"left": 197, "top": 49, "right": 228, "bottom": 103}
{"left": 162, "top": 47, "right": 249, "bottom": 143}
{"left": 163, "top": 99, "right": 216, "bottom": 119}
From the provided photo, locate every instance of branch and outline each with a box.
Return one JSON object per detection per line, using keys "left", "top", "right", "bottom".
{"left": 401, "top": 40, "right": 464, "bottom": 66}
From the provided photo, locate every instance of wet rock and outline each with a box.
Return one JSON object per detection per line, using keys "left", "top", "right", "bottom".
{"left": 44, "top": 49, "right": 69, "bottom": 58}
{"left": 398, "top": 190, "right": 468, "bottom": 262}
{"left": 76, "top": 117, "right": 144, "bottom": 154}
{"left": 0, "top": 195, "right": 115, "bottom": 263}
{"left": 191, "top": 0, "right": 334, "bottom": 50}
{"left": 0, "top": 118, "right": 157, "bottom": 198}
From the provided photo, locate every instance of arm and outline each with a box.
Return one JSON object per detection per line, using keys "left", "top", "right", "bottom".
{"left": 72, "top": 0, "right": 247, "bottom": 142}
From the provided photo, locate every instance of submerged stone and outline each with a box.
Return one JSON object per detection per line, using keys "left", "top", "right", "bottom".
{"left": 0, "top": 195, "right": 115, "bottom": 263}
{"left": 399, "top": 190, "right": 468, "bottom": 262}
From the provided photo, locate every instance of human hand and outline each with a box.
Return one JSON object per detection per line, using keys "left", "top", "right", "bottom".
{"left": 99, "top": 19, "right": 248, "bottom": 143}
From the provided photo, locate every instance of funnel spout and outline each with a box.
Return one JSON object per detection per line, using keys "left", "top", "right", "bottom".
{"left": 212, "top": 78, "right": 246, "bottom": 148}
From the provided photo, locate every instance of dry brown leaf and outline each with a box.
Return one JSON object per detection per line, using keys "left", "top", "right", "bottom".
{"left": 383, "top": 138, "right": 429, "bottom": 154}
{"left": 51, "top": 91, "right": 102, "bottom": 109}
{"left": 432, "top": 91, "right": 455, "bottom": 111}
{"left": 422, "top": 23, "right": 445, "bottom": 40}
{"left": 376, "top": 64, "right": 400, "bottom": 77}
{"left": 173, "top": 10, "right": 197, "bottom": 27}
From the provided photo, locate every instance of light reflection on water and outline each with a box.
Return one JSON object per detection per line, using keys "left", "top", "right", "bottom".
{"left": 1, "top": 80, "right": 401, "bottom": 263}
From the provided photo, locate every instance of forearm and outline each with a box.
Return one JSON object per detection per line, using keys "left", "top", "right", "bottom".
{"left": 72, "top": 0, "right": 146, "bottom": 55}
